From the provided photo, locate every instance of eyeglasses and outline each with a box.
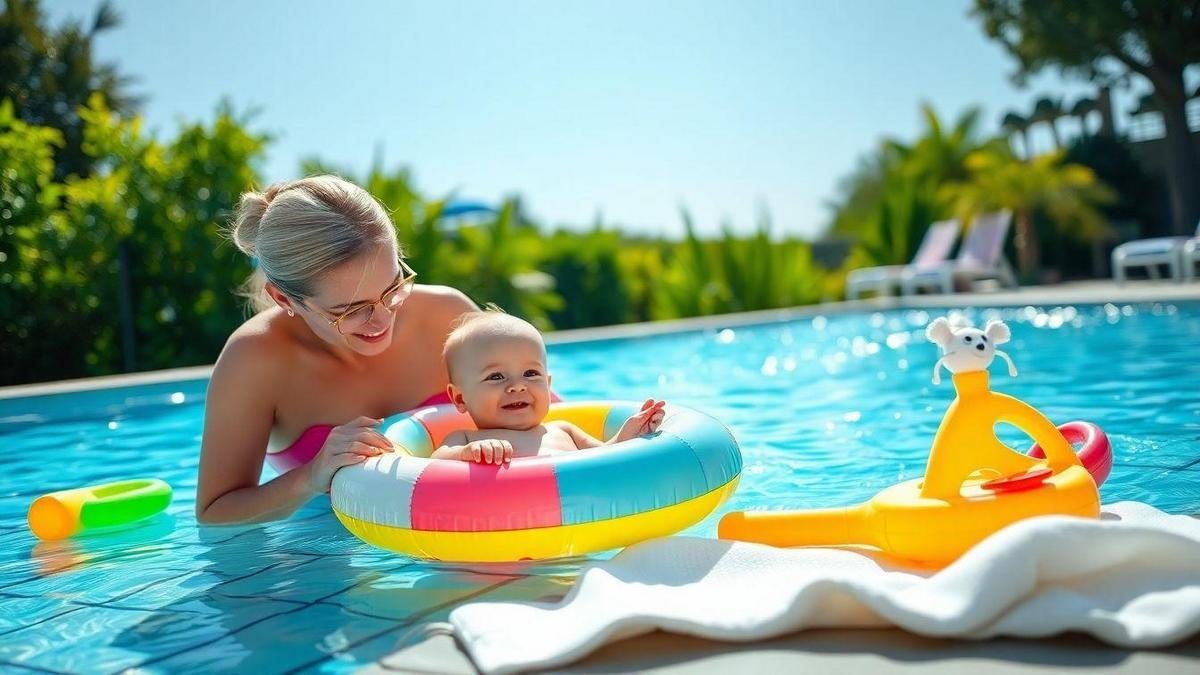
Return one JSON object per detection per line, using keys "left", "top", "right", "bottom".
{"left": 306, "top": 259, "right": 418, "bottom": 335}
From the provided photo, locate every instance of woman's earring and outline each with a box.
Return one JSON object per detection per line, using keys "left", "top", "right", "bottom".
{"left": 287, "top": 309, "right": 295, "bottom": 317}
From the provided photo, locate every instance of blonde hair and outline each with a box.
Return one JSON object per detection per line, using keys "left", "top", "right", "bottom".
{"left": 228, "top": 175, "right": 400, "bottom": 313}
{"left": 443, "top": 307, "right": 544, "bottom": 381}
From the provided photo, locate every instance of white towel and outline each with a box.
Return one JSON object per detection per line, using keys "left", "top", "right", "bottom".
{"left": 448, "top": 501, "right": 1200, "bottom": 674}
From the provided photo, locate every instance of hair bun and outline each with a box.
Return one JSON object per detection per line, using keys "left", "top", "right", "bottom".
{"left": 230, "top": 191, "right": 271, "bottom": 256}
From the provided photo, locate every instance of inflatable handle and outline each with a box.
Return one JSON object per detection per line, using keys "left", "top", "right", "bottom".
{"left": 718, "top": 504, "right": 875, "bottom": 548}
{"left": 28, "top": 478, "right": 173, "bottom": 541}
{"left": 1029, "top": 421, "right": 1112, "bottom": 487}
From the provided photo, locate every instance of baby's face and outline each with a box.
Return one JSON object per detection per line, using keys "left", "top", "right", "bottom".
{"left": 447, "top": 333, "right": 552, "bottom": 430}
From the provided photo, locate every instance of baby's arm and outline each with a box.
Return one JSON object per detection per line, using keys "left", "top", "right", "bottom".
{"left": 610, "top": 399, "right": 666, "bottom": 444}
{"left": 432, "top": 431, "right": 513, "bottom": 464}
{"left": 555, "top": 399, "right": 667, "bottom": 449}
{"left": 431, "top": 430, "right": 470, "bottom": 460}
{"left": 555, "top": 422, "right": 605, "bottom": 451}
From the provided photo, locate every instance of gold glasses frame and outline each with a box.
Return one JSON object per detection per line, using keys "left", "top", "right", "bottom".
{"left": 304, "top": 259, "right": 418, "bottom": 335}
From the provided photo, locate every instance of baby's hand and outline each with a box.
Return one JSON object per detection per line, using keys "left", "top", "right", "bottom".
{"left": 613, "top": 399, "right": 666, "bottom": 443}
{"left": 462, "top": 439, "right": 513, "bottom": 465}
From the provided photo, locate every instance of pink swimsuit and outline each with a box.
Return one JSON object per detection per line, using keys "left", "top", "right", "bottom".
{"left": 266, "top": 391, "right": 452, "bottom": 474}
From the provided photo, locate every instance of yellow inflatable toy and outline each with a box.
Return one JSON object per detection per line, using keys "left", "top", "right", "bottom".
{"left": 719, "top": 316, "right": 1106, "bottom": 566}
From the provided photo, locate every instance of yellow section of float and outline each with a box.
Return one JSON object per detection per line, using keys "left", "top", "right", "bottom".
{"left": 335, "top": 478, "right": 738, "bottom": 562}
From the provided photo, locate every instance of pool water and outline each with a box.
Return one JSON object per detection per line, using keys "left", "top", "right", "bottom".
{"left": 1, "top": 303, "right": 1198, "bottom": 672}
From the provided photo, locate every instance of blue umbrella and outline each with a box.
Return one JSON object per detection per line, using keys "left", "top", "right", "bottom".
{"left": 440, "top": 201, "right": 495, "bottom": 218}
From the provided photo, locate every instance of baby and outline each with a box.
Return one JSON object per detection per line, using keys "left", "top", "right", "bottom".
{"left": 431, "top": 310, "right": 666, "bottom": 464}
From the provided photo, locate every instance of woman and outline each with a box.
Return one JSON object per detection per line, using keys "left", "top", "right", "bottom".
{"left": 196, "top": 175, "right": 476, "bottom": 523}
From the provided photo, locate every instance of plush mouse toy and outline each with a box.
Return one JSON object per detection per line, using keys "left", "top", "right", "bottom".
{"left": 925, "top": 316, "right": 1018, "bottom": 385}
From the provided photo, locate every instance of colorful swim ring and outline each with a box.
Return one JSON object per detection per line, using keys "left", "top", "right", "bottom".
{"left": 330, "top": 401, "right": 742, "bottom": 562}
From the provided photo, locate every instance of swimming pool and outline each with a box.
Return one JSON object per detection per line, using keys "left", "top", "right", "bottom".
{"left": 1, "top": 303, "right": 1197, "bottom": 672}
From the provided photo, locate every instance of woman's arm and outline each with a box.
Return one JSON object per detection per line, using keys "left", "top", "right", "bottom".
{"left": 195, "top": 332, "right": 318, "bottom": 524}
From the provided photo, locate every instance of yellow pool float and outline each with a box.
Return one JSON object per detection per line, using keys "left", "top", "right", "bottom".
{"left": 719, "top": 316, "right": 1105, "bottom": 566}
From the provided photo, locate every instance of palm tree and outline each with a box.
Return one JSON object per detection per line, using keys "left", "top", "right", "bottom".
{"left": 1070, "top": 97, "right": 1097, "bottom": 138}
{"left": 1000, "top": 111, "right": 1031, "bottom": 159}
{"left": 831, "top": 105, "right": 1002, "bottom": 270}
{"left": 856, "top": 177, "right": 939, "bottom": 267}
{"left": 942, "top": 148, "right": 1114, "bottom": 279}
{"left": 886, "top": 104, "right": 994, "bottom": 187}
{"left": 1030, "top": 97, "right": 1065, "bottom": 150}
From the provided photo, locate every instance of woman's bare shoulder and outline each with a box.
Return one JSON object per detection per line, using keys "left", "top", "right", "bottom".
{"left": 214, "top": 309, "right": 293, "bottom": 380}
{"left": 409, "top": 284, "right": 476, "bottom": 311}
{"left": 408, "top": 284, "right": 478, "bottom": 331}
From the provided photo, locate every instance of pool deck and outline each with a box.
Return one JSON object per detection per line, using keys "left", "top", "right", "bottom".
{"left": 366, "top": 624, "right": 1200, "bottom": 675}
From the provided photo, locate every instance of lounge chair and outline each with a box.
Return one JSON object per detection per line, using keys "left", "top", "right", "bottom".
{"left": 1112, "top": 220, "right": 1200, "bottom": 283}
{"left": 845, "top": 219, "right": 959, "bottom": 300}
{"left": 901, "top": 210, "right": 1016, "bottom": 295}
{"left": 1185, "top": 236, "right": 1200, "bottom": 282}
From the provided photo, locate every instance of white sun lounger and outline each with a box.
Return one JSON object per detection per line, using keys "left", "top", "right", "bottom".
{"left": 902, "top": 211, "right": 1016, "bottom": 295}
{"left": 1184, "top": 236, "right": 1199, "bottom": 282}
{"left": 845, "top": 219, "right": 960, "bottom": 300}
{"left": 1112, "top": 220, "right": 1200, "bottom": 283}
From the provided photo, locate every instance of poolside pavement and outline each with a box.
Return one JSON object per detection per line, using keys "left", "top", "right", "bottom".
{"left": 365, "top": 626, "right": 1200, "bottom": 675}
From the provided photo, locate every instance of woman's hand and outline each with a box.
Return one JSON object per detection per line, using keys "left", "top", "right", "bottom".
{"left": 304, "top": 416, "right": 394, "bottom": 494}
{"left": 612, "top": 399, "right": 666, "bottom": 443}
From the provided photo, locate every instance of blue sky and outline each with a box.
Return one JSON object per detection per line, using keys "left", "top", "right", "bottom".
{"left": 45, "top": 0, "right": 1142, "bottom": 238}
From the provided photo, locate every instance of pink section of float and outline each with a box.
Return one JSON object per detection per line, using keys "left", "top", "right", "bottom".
{"left": 409, "top": 458, "right": 563, "bottom": 531}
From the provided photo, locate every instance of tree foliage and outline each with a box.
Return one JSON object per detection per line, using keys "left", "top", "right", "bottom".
{"left": 830, "top": 102, "right": 1115, "bottom": 285}
{"left": 972, "top": 0, "right": 1200, "bottom": 234}
{"left": 1, "top": 91, "right": 830, "bottom": 385}
{"left": 830, "top": 105, "right": 993, "bottom": 267}
{"left": 942, "top": 147, "right": 1114, "bottom": 278}
{"left": 1, "top": 95, "right": 268, "bottom": 383}
{"left": 0, "top": 0, "right": 137, "bottom": 180}
{"left": 655, "top": 209, "right": 825, "bottom": 318}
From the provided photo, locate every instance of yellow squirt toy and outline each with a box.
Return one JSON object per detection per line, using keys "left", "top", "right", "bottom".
{"left": 718, "top": 316, "right": 1103, "bottom": 566}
